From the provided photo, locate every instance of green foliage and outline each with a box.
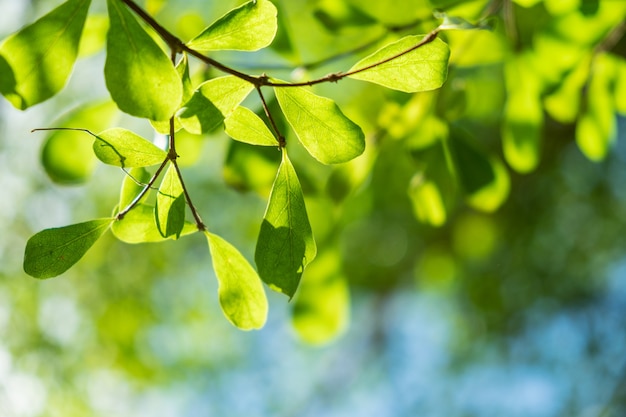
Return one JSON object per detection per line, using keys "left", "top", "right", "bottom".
{"left": 4, "top": 0, "right": 626, "bottom": 339}
{"left": 0, "top": 0, "right": 91, "bottom": 109}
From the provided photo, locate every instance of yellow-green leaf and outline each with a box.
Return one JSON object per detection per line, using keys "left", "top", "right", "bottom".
{"left": 155, "top": 162, "right": 185, "bottom": 239}
{"left": 255, "top": 151, "right": 316, "bottom": 298}
{"left": 0, "top": 0, "right": 91, "bottom": 109}
{"left": 187, "top": 0, "right": 277, "bottom": 51}
{"left": 93, "top": 128, "right": 167, "bottom": 168}
{"left": 206, "top": 232, "right": 268, "bottom": 330}
{"left": 24, "top": 218, "right": 113, "bottom": 279}
{"left": 112, "top": 204, "right": 196, "bottom": 243}
{"left": 274, "top": 84, "right": 365, "bottom": 164}
{"left": 348, "top": 35, "right": 450, "bottom": 93}
{"left": 224, "top": 106, "right": 278, "bottom": 146}
{"left": 105, "top": 0, "right": 182, "bottom": 120}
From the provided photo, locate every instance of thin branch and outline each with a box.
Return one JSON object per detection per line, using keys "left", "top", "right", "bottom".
{"left": 171, "top": 160, "right": 206, "bottom": 231}
{"left": 255, "top": 85, "right": 285, "bottom": 147}
{"left": 117, "top": 158, "right": 169, "bottom": 219}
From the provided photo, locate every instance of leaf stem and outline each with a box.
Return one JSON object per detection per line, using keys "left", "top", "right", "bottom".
{"left": 116, "top": 158, "right": 168, "bottom": 219}
{"left": 171, "top": 160, "right": 206, "bottom": 231}
{"left": 255, "top": 85, "right": 285, "bottom": 147}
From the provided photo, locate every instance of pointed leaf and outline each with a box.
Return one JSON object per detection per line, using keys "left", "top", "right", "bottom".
{"left": 0, "top": 0, "right": 91, "bottom": 109}
{"left": 112, "top": 204, "right": 196, "bottom": 243}
{"left": 155, "top": 162, "right": 186, "bottom": 239}
{"left": 274, "top": 85, "right": 364, "bottom": 164}
{"left": 255, "top": 151, "right": 316, "bottom": 298}
{"left": 187, "top": 0, "right": 277, "bottom": 52}
{"left": 348, "top": 35, "right": 450, "bottom": 93}
{"left": 206, "top": 232, "right": 268, "bottom": 330}
{"left": 105, "top": 0, "right": 182, "bottom": 120}
{"left": 179, "top": 76, "right": 254, "bottom": 134}
{"left": 93, "top": 128, "right": 167, "bottom": 168}
{"left": 24, "top": 219, "right": 113, "bottom": 279}
{"left": 225, "top": 106, "right": 278, "bottom": 146}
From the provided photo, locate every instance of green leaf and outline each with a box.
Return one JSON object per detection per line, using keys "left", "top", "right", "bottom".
{"left": 105, "top": 0, "right": 182, "bottom": 121}
{"left": 119, "top": 167, "right": 151, "bottom": 210}
{"left": 274, "top": 84, "right": 365, "bottom": 164}
{"left": 224, "top": 106, "right": 278, "bottom": 146}
{"left": 292, "top": 249, "right": 349, "bottom": 345}
{"left": 93, "top": 128, "right": 167, "bottom": 168}
{"left": 24, "top": 218, "right": 113, "bottom": 279}
{"left": 187, "top": 0, "right": 277, "bottom": 51}
{"left": 179, "top": 76, "right": 254, "bottom": 135}
{"left": 347, "top": 35, "right": 450, "bottom": 93}
{"left": 112, "top": 204, "right": 196, "bottom": 243}
{"left": 0, "top": 0, "right": 91, "bottom": 109}
{"left": 408, "top": 175, "right": 447, "bottom": 227}
{"left": 155, "top": 163, "right": 186, "bottom": 239}
{"left": 205, "top": 232, "right": 268, "bottom": 330}
{"left": 150, "top": 54, "right": 193, "bottom": 134}
{"left": 255, "top": 151, "right": 317, "bottom": 298}
{"left": 41, "top": 101, "right": 117, "bottom": 184}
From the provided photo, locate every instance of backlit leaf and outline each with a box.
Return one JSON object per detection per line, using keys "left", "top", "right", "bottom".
{"left": 119, "top": 167, "right": 151, "bottom": 210}
{"left": 274, "top": 84, "right": 364, "bottom": 164}
{"left": 41, "top": 101, "right": 117, "bottom": 184}
{"left": 187, "top": 0, "right": 277, "bottom": 51}
{"left": 206, "top": 232, "right": 268, "bottom": 330}
{"left": 105, "top": 0, "right": 182, "bottom": 121}
{"left": 348, "top": 35, "right": 450, "bottom": 93}
{"left": 93, "top": 128, "right": 167, "bottom": 168}
{"left": 224, "top": 106, "right": 278, "bottom": 146}
{"left": 24, "top": 218, "right": 113, "bottom": 279}
{"left": 179, "top": 76, "right": 254, "bottom": 135}
{"left": 155, "top": 163, "right": 185, "bottom": 239}
{"left": 150, "top": 54, "right": 192, "bottom": 134}
{"left": 0, "top": 0, "right": 91, "bottom": 109}
{"left": 255, "top": 151, "right": 316, "bottom": 298}
{"left": 408, "top": 175, "right": 447, "bottom": 227}
{"left": 112, "top": 204, "right": 196, "bottom": 243}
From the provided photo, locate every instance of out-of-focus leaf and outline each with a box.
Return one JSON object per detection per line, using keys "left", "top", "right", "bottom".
{"left": 24, "top": 219, "right": 113, "bottom": 279}
{"left": 223, "top": 140, "right": 281, "bottom": 195}
{"left": 615, "top": 56, "right": 626, "bottom": 114}
{"left": 408, "top": 175, "right": 447, "bottom": 227}
{"left": 155, "top": 163, "right": 185, "bottom": 239}
{"left": 41, "top": 101, "right": 117, "bottom": 184}
{"left": 465, "top": 157, "right": 510, "bottom": 212}
{"left": 576, "top": 53, "right": 617, "bottom": 162}
{"left": 78, "top": 14, "right": 109, "bottom": 57}
{"left": 544, "top": 54, "right": 591, "bottom": 123}
{"left": 113, "top": 204, "right": 196, "bottom": 243}
{"left": 187, "top": 0, "right": 277, "bottom": 51}
{"left": 225, "top": 106, "right": 278, "bottom": 146}
{"left": 348, "top": 36, "right": 450, "bottom": 93}
{"left": 0, "top": 0, "right": 91, "bottom": 109}
{"left": 93, "top": 128, "right": 167, "bottom": 168}
{"left": 179, "top": 76, "right": 254, "bottom": 135}
{"left": 274, "top": 84, "right": 365, "bottom": 164}
{"left": 292, "top": 248, "right": 350, "bottom": 345}
{"left": 256, "top": 151, "right": 317, "bottom": 298}
{"left": 448, "top": 129, "right": 495, "bottom": 195}
{"left": 206, "top": 232, "right": 268, "bottom": 330}
{"left": 105, "top": 0, "right": 182, "bottom": 121}
{"left": 119, "top": 167, "right": 151, "bottom": 209}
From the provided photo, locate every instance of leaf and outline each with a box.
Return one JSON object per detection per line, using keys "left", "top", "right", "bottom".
{"left": 24, "top": 219, "right": 113, "bottom": 279}
{"left": 93, "top": 128, "right": 167, "bottom": 168}
{"left": 224, "top": 106, "right": 278, "bottom": 146}
{"left": 0, "top": 0, "right": 91, "bottom": 109}
{"left": 255, "top": 151, "right": 316, "bottom": 298}
{"left": 347, "top": 35, "right": 450, "bottom": 93}
{"left": 155, "top": 163, "right": 186, "bottom": 239}
{"left": 112, "top": 204, "right": 196, "bottom": 243}
{"left": 105, "top": 0, "right": 182, "bottom": 121}
{"left": 150, "top": 54, "right": 193, "bottom": 134}
{"left": 179, "top": 76, "right": 254, "bottom": 135}
{"left": 41, "top": 101, "right": 118, "bottom": 184}
{"left": 119, "top": 167, "right": 151, "bottom": 209}
{"left": 205, "top": 232, "right": 268, "bottom": 330}
{"left": 274, "top": 84, "right": 365, "bottom": 164}
{"left": 408, "top": 175, "right": 447, "bottom": 227}
{"left": 187, "top": 0, "right": 277, "bottom": 51}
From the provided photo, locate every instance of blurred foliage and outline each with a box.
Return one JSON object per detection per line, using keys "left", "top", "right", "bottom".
{"left": 1, "top": 0, "right": 626, "bottom": 415}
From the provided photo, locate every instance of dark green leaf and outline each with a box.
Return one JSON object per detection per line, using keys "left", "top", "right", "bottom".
{"left": 155, "top": 162, "right": 186, "bottom": 239}
{"left": 348, "top": 36, "right": 450, "bottom": 93}
{"left": 0, "top": 0, "right": 91, "bottom": 109}
{"left": 93, "top": 128, "right": 167, "bottom": 168}
{"left": 255, "top": 151, "right": 316, "bottom": 298}
{"left": 274, "top": 84, "right": 365, "bottom": 164}
{"left": 105, "top": 0, "right": 182, "bottom": 120}
{"left": 24, "top": 219, "right": 113, "bottom": 279}
{"left": 206, "top": 232, "right": 268, "bottom": 330}
{"left": 187, "top": 0, "right": 277, "bottom": 51}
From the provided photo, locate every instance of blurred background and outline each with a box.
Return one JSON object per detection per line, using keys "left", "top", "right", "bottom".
{"left": 1, "top": 0, "right": 626, "bottom": 416}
